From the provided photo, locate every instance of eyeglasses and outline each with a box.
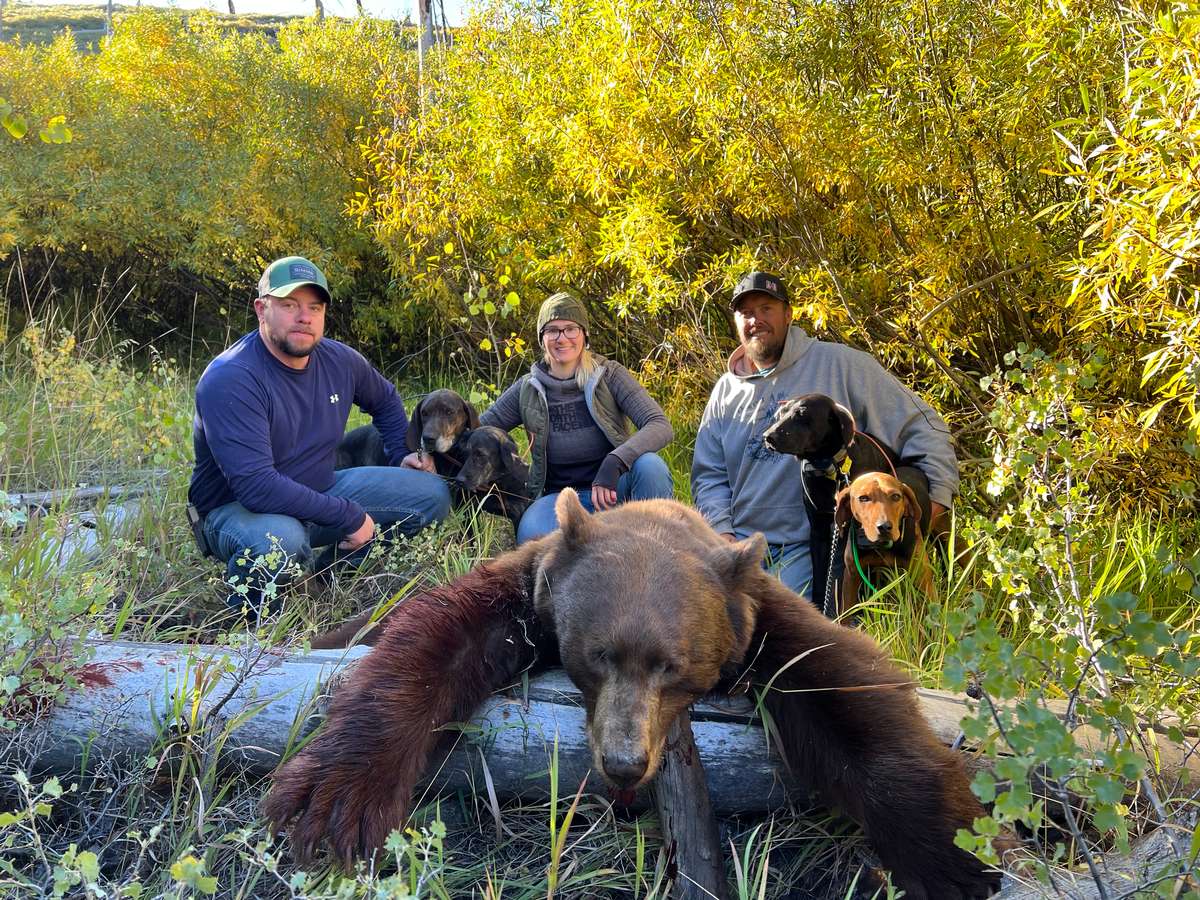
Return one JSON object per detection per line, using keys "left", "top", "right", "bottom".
{"left": 543, "top": 324, "right": 583, "bottom": 340}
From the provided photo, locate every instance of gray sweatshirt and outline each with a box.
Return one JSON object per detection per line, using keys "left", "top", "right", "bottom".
{"left": 691, "top": 326, "right": 958, "bottom": 545}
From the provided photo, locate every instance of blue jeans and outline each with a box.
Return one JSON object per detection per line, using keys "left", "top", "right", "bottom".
{"left": 765, "top": 542, "right": 845, "bottom": 610}
{"left": 766, "top": 543, "right": 813, "bottom": 598}
{"left": 203, "top": 467, "right": 450, "bottom": 606}
{"left": 516, "top": 452, "right": 674, "bottom": 544}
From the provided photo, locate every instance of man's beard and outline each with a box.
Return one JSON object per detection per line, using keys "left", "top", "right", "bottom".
{"left": 270, "top": 330, "right": 320, "bottom": 359}
{"left": 744, "top": 331, "right": 785, "bottom": 368}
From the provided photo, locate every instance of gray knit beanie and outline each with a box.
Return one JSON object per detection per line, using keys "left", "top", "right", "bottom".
{"left": 536, "top": 292, "right": 590, "bottom": 338}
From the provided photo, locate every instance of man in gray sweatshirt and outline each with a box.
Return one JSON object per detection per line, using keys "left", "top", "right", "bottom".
{"left": 690, "top": 271, "right": 958, "bottom": 601}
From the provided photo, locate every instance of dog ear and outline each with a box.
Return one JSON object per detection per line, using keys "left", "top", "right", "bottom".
{"left": 500, "top": 436, "right": 526, "bottom": 480}
{"left": 555, "top": 489, "right": 594, "bottom": 548}
{"left": 463, "top": 397, "right": 481, "bottom": 430}
{"left": 900, "top": 483, "right": 921, "bottom": 522}
{"left": 406, "top": 398, "right": 425, "bottom": 452}
{"left": 831, "top": 402, "right": 856, "bottom": 443}
{"left": 835, "top": 485, "right": 853, "bottom": 527}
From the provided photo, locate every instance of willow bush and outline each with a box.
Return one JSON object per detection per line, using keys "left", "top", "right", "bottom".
{"left": 353, "top": 0, "right": 1199, "bottom": 495}
{"left": 0, "top": 10, "right": 415, "bottom": 348}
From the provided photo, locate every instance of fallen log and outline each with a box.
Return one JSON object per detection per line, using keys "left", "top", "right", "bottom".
{"left": 23, "top": 641, "right": 1200, "bottom": 806}
{"left": 994, "top": 828, "right": 1196, "bottom": 899}
{"left": 20, "top": 640, "right": 1200, "bottom": 898}
{"left": 26, "top": 640, "right": 790, "bottom": 815}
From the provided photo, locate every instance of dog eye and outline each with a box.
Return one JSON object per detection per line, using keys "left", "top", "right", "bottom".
{"left": 653, "top": 659, "right": 676, "bottom": 677}
{"left": 858, "top": 495, "right": 870, "bottom": 503}
{"left": 592, "top": 648, "right": 608, "bottom": 665}
{"left": 890, "top": 493, "right": 902, "bottom": 501}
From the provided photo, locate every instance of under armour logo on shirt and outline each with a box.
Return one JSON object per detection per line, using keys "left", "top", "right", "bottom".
{"left": 330, "top": 394, "right": 340, "bottom": 404}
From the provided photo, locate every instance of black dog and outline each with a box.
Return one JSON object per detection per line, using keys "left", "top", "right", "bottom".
{"left": 452, "top": 426, "right": 532, "bottom": 527}
{"left": 405, "top": 388, "right": 480, "bottom": 478}
{"left": 762, "top": 393, "right": 931, "bottom": 610}
{"left": 335, "top": 424, "right": 389, "bottom": 469}
{"left": 334, "top": 389, "right": 479, "bottom": 476}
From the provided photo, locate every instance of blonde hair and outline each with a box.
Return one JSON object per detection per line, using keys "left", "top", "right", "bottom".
{"left": 543, "top": 346, "right": 600, "bottom": 391}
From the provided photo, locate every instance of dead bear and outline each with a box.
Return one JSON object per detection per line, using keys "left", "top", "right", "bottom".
{"left": 264, "top": 492, "right": 1006, "bottom": 898}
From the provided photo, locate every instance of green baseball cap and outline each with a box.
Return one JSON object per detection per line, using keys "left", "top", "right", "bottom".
{"left": 536, "top": 291, "right": 590, "bottom": 337}
{"left": 257, "top": 256, "right": 331, "bottom": 304}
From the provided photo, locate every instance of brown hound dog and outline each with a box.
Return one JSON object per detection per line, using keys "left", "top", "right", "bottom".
{"left": 834, "top": 471, "right": 936, "bottom": 616}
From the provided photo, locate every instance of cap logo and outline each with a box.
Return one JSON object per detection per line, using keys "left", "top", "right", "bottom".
{"left": 766, "top": 280, "right": 778, "bottom": 291}
{"left": 289, "top": 262, "right": 318, "bottom": 281}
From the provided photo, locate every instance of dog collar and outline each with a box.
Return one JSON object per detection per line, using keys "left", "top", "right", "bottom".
{"left": 801, "top": 449, "right": 851, "bottom": 481}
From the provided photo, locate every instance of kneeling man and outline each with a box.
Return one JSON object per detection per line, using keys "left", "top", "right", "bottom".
{"left": 188, "top": 256, "right": 450, "bottom": 613}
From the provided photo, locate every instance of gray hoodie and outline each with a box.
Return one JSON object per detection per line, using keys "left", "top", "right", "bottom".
{"left": 690, "top": 326, "right": 958, "bottom": 545}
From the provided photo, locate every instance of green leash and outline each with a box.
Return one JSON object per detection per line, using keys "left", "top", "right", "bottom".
{"left": 849, "top": 519, "right": 908, "bottom": 597}
{"left": 849, "top": 522, "right": 877, "bottom": 596}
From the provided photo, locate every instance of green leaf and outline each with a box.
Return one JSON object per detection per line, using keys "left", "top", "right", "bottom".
{"left": 1093, "top": 806, "right": 1122, "bottom": 831}
{"left": 38, "top": 115, "right": 73, "bottom": 144}
{"left": 2, "top": 113, "right": 28, "bottom": 140}
{"left": 76, "top": 851, "right": 99, "bottom": 883}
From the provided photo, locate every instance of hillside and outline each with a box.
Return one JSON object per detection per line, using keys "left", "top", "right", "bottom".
{"left": 0, "top": 3, "right": 319, "bottom": 45}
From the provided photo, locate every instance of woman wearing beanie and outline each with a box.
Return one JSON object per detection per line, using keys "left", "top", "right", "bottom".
{"left": 479, "top": 291, "right": 675, "bottom": 542}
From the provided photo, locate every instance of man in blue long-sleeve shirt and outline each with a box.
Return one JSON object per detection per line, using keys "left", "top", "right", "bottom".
{"left": 188, "top": 256, "right": 450, "bottom": 613}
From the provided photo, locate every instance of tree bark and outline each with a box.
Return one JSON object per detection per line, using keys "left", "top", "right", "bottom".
{"left": 654, "top": 710, "right": 729, "bottom": 900}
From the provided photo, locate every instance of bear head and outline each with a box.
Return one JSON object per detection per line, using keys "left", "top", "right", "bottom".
{"left": 532, "top": 490, "right": 766, "bottom": 789}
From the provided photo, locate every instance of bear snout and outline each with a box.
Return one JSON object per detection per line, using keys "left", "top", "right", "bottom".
{"left": 601, "top": 749, "right": 649, "bottom": 787}
{"left": 588, "top": 681, "right": 665, "bottom": 790}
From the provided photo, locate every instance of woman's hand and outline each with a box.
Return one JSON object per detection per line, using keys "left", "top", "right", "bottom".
{"left": 591, "top": 454, "right": 626, "bottom": 511}
{"left": 591, "top": 484, "right": 618, "bottom": 510}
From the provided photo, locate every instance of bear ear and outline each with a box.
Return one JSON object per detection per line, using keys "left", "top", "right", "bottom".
{"left": 707, "top": 532, "right": 767, "bottom": 591}
{"left": 555, "top": 489, "right": 594, "bottom": 548}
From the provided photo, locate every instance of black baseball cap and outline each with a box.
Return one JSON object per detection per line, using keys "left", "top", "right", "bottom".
{"left": 731, "top": 271, "right": 789, "bottom": 309}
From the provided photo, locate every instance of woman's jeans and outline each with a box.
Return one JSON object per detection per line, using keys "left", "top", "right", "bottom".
{"left": 515, "top": 452, "right": 674, "bottom": 543}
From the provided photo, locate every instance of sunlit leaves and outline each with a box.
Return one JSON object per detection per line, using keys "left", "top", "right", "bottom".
{"left": 38, "top": 114, "right": 71, "bottom": 144}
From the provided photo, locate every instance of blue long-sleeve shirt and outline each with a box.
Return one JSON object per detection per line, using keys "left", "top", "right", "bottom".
{"left": 188, "top": 331, "right": 409, "bottom": 532}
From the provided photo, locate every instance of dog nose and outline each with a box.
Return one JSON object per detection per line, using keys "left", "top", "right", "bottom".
{"left": 876, "top": 520, "right": 893, "bottom": 535}
{"left": 602, "top": 751, "right": 648, "bottom": 787}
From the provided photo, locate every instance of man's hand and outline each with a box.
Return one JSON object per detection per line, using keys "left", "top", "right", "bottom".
{"left": 591, "top": 484, "right": 618, "bottom": 511}
{"left": 400, "top": 451, "right": 435, "bottom": 473}
{"left": 339, "top": 513, "right": 376, "bottom": 551}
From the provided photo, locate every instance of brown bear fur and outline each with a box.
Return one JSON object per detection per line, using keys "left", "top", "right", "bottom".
{"left": 264, "top": 493, "right": 1004, "bottom": 898}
